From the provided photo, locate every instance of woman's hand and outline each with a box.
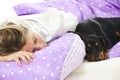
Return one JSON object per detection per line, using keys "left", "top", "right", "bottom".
{"left": 2, "top": 51, "right": 35, "bottom": 66}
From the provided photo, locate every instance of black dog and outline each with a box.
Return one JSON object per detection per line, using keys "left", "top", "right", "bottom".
{"left": 74, "top": 17, "right": 120, "bottom": 61}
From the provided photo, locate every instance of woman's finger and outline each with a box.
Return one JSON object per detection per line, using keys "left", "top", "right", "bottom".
{"left": 19, "top": 55, "right": 29, "bottom": 64}
{"left": 14, "top": 58, "right": 22, "bottom": 66}
{"left": 24, "top": 53, "right": 34, "bottom": 62}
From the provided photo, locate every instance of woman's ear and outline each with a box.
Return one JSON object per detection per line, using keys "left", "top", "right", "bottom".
{"left": 6, "top": 22, "right": 16, "bottom": 26}
{"left": 1, "top": 21, "right": 16, "bottom": 27}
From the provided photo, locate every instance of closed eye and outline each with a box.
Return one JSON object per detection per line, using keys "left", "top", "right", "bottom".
{"left": 33, "top": 35, "right": 37, "bottom": 44}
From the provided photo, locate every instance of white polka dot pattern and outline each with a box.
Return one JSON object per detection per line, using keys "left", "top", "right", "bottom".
{"left": 108, "top": 42, "right": 120, "bottom": 58}
{"left": 13, "top": 0, "right": 120, "bottom": 21}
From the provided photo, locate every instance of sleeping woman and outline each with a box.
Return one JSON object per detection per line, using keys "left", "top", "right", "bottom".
{"left": 0, "top": 8, "right": 86, "bottom": 80}
{"left": 0, "top": 8, "right": 79, "bottom": 66}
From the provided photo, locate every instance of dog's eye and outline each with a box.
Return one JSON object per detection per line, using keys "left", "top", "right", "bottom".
{"left": 116, "top": 31, "right": 120, "bottom": 37}
{"left": 87, "top": 44, "right": 91, "bottom": 48}
{"left": 95, "top": 42, "right": 99, "bottom": 46}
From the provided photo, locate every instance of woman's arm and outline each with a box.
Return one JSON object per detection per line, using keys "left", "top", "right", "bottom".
{"left": 0, "top": 51, "right": 35, "bottom": 66}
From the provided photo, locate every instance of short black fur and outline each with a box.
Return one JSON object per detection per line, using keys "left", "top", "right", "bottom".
{"left": 74, "top": 17, "right": 120, "bottom": 61}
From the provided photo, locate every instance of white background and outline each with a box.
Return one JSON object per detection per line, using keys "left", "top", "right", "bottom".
{"left": 0, "top": 0, "right": 44, "bottom": 19}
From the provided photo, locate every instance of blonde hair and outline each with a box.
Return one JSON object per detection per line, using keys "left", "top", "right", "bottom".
{"left": 0, "top": 22, "right": 28, "bottom": 55}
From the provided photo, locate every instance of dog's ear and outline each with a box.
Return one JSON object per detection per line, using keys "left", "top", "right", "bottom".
{"left": 99, "top": 36, "right": 105, "bottom": 46}
{"left": 99, "top": 35, "right": 112, "bottom": 50}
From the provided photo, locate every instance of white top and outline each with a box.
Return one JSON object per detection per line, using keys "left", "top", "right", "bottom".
{"left": 1, "top": 8, "right": 78, "bottom": 42}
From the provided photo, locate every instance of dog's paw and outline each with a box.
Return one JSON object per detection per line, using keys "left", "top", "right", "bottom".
{"left": 99, "top": 51, "right": 108, "bottom": 60}
{"left": 85, "top": 51, "right": 108, "bottom": 62}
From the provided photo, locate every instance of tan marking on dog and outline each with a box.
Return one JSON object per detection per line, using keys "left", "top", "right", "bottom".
{"left": 99, "top": 51, "right": 104, "bottom": 60}
{"left": 104, "top": 52, "right": 108, "bottom": 59}
{"left": 87, "top": 44, "right": 91, "bottom": 48}
{"left": 99, "top": 51, "right": 108, "bottom": 60}
{"left": 116, "top": 31, "right": 120, "bottom": 37}
{"left": 86, "top": 54, "right": 95, "bottom": 61}
{"left": 95, "top": 42, "right": 99, "bottom": 46}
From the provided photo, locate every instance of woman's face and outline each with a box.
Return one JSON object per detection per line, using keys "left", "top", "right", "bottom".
{"left": 21, "top": 31, "right": 47, "bottom": 52}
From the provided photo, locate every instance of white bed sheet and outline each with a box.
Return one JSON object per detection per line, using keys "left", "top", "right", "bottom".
{"left": 66, "top": 57, "right": 120, "bottom": 80}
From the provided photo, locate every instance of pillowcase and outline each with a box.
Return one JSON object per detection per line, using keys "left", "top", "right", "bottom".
{"left": 108, "top": 41, "right": 120, "bottom": 58}
{"left": 0, "top": 33, "right": 86, "bottom": 80}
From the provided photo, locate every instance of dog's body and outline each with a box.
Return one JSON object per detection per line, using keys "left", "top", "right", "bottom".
{"left": 74, "top": 17, "right": 120, "bottom": 61}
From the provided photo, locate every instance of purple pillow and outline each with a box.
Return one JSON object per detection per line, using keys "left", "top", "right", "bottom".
{"left": 0, "top": 33, "right": 86, "bottom": 80}
{"left": 108, "top": 42, "right": 120, "bottom": 58}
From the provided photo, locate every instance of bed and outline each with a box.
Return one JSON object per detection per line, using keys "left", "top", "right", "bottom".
{"left": 0, "top": 0, "right": 120, "bottom": 80}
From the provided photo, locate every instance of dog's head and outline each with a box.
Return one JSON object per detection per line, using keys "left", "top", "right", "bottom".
{"left": 85, "top": 34, "right": 108, "bottom": 61}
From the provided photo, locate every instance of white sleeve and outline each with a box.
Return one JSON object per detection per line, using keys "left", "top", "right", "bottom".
{"left": 35, "top": 7, "right": 79, "bottom": 42}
